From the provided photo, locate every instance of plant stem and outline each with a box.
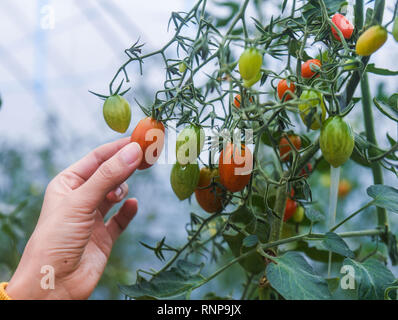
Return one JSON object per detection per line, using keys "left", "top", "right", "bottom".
{"left": 360, "top": 72, "right": 388, "bottom": 230}
{"left": 330, "top": 201, "right": 374, "bottom": 232}
{"left": 327, "top": 166, "right": 340, "bottom": 277}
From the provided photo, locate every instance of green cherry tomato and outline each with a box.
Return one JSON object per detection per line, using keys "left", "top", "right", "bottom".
{"left": 320, "top": 116, "right": 355, "bottom": 168}
{"left": 298, "top": 90, "right": 326, "bottom": 130}
{"left": 179, "top": 61, "right": 187, "bottom": 73}
{"left": 355, "top": 25, "right": 388, "bottom": 56}
{"left": 292, "top": 206, "right": 305, "bottom": 223}
{"left": 238, "top": 48, "right": 263, "bottom": 81}
{"left": 170, "top": 162, "right": 200, "bottom": 200}
{"left": 176, "top": 124, "right": 205, "bottom": 165}
{"left": 393, "top": 17, "right": 398, "bottom": 42}
{"left": 103, "top": 95, "right": 131, "bottom": 133}
{"left": 243, "top": 71, "right": 262, "bottom": 88}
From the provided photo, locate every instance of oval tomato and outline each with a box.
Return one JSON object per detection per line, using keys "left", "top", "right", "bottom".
{"left": 320, "top": 116, "right": 355, "bottom": 168}
{"left": 195, "top": 167, "right": 224, "bottom": 213}
{"left": 170, "top": 162, "right": 200, "bottom": 200}
{"left": 355, "top": 25, "right": 387, "bottom": 56}
{"left": 284, "top": 190, "right": 297, "bottom": 222}
{"left": 234, "top": 94, "right": 254, "bottom": 108}
{"left": 277, "top": 79, "right": 296, "bottom": 102}
{"left": 238, "top": 48, "right": 263, "bottom": 81}
{"left": 331, "top": 13, "right": 354, "bottom": 41}
{"left": 279, "top": 135, "right": 301, "bottom": 162}
{"left": 298, "top": 90, "right": 326, "bottom": 130}
{"left": 292, "top": 206, "right": 305, "bottom": 223}
{"left": 393, "top": 17, "right": 398, "bottom": 42}
{"left": 103, "top": 95, "right": 131, "bottom": 133}
{"left": 219, "top": 143, "right": 253, "bottom": 192}
{"left": 176, "top": 124, "right": 205, "bottom": 165}
{"left": 130, "top": 117, "right": 165, "bottom": 170}
{"left": 301, "top": 59, "right": 321, "bottom": 79}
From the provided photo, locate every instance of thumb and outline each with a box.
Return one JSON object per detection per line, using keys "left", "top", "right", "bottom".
{"left": 71, "top": 142, "right": 142, "bottom": 211}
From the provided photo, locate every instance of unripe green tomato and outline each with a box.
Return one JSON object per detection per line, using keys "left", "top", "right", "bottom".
{"left": 103, "top": 95, "right": 131, "bottom": 133}
{"left": 320, "top": 116, "right": 355, "bottom": 168}
{"left": 238, "top": 48, "right": 263, "bottom": 80}
{"left": 170, "top": 162, "right": 200, "bottom": 200}
{"left": 343, "top": 58, "right": 360, "bottom": 71}
{"left": 298, "top": 90, "right": 326, "bottom": 130}
{"left": 243, "top": 71, "right": 262, "bottom": 88}
{"left": 355, "top": 25, "right": 388, "bottom": 56}
{"left": 292, "top": 206, "right": 305, "bottom": 223}
{"left": 176, "top": 125, "right": 205, "bottom": 165}
{"left": 179, "top": 61, "right": 187, "bottom": 73}
{"left": 393, "top": 18, "right": 398, "bottom": 42}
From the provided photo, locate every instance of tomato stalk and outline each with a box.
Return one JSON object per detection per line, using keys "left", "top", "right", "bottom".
{"left": 327, "top": 165, "right": 340, "bottom": 277}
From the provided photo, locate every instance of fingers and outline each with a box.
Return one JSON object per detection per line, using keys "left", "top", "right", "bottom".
{"left": 71, "top": 142, "right": 142, "bottom": 212}
{"left": 98, "top": 183, "right": 129, "bottom": 217}
{"left": 64, "top": 137, "right": 131, "bottom": 187}
{"left": 106, "top": 198, "right": 138, "bottom": 243}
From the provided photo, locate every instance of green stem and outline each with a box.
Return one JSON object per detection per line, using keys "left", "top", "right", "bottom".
{"left": 360, "top": 73, "right": 388, "bottom": 230}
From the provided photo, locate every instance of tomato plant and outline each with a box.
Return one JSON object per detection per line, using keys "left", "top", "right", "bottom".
{"left": 92, "top": 0, "right": 398, "bottom": 301}
{"left": 130, "top": 117, "right": 165, "bottom": 170}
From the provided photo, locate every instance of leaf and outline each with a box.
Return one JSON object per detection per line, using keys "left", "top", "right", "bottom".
{"left": 335, "top": 258, "right": 396, "bottom": 300}
{"left": 266, "top": 251, "right": 332, "bottom": 300}
{"left": 242, "top": 235, "right": 258, "bottom": 248}
{"left": 365, "top": 64, "right": 398, "bottom": 76}
{"left": 373, "top": 97, "right": 398, "bottom": 122}
{"left": 367, "top": 185, "right": 398, "bottom": 213}
{"left": 321, "top": 232, "right": 355, "bottom": 258}
{"left": 305, "top": 207, "right": 325, "bottom": 223}
{"left": 119, "top": 260, "right": 204, "bottom": 299}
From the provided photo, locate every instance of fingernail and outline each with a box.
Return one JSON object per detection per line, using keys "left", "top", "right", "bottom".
{"left": 120, "top": 142, "right": 142, "bottom": 165}
{"left": 114, "top": 186, "right": 123, "bottom": 198}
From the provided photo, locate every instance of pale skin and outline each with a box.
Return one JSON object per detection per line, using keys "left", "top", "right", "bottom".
{"left": 6, "top": 138, "right": 143, "bottom": 299}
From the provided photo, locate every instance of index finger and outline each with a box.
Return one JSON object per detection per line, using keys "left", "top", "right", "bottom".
{"left": 65, "top": 137, "right": 131, "bottom": 183}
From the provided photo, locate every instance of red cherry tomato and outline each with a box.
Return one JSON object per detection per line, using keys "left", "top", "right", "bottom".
{"left": 130, "top": 117, "right": 165, "bottom": 170}
{"left": 277, "top": 79, "right": 296, "bottom": 102}
{"left": 219, "top": 142, "right": 253, "bottom": 192}
{"left": 331, "top": 13, "right": 354, "bottom": 41}
{"left": 234, "top": 94, "right": 253, "bottom": 108}
{"left": 301, "top": 59, "right": 321, "bottom": 79}
{"left": 279, "top": 135, "right": 301, "bottom": 162}
{"left": 284, "top": 190, "right": 297, "bottom": 222}
{"left": 299, "top": 163, "right": 313, "bottom": 178}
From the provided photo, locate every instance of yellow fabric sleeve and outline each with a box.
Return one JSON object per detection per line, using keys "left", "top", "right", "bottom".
{"left": 0, "top": 282, "right": 12, "bottom": 300}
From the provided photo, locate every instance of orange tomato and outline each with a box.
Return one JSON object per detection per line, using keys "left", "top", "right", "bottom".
{"left": 301, "top": 59, "right": 321, "bottom": 79}
{"left": 277, "top": 79, "right": 296, "bottom": 101}
{"left": 279, "top": 135, "right": 301, "bottom": 162}
{"left": 219, "top": 142, "right": 253, "bottom": 192}
{"left": 130, "top": 117, "right": 165, "bottom": 170}
{"left": 234, "top": 94, "right": 253, "bottom": 108}
{"left": 338, "top": 179, "right": 352, "bottom": 198}
{"left": 195, "top": 167, "right": 224, "bottom": 213}
{"left": 284, "top": 190, "right": 297, "bottom": 222}
{"left": 331, "top": 13, "right": 354, "bottom": 41}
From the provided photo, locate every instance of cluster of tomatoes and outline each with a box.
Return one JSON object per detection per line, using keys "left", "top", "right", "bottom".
{"left": 99, "top": 12, "right": 396, "bottom": 223}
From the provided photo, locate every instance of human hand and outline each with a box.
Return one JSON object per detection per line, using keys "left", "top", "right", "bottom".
{"left": 6, "top": 138, "right": 143, "bottom": 299}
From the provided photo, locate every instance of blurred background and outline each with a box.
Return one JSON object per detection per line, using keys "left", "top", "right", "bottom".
{"left": 0, "top": 0, "right": 397, "bottom": 299}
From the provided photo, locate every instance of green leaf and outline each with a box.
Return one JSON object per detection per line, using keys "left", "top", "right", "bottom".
{"left": 266, "top": 251, "right": 332, "bottom": 300}
{"left": 335, "top": 258, "right": 395, "bottom": 300}
{"left": 242, "top": 235, "right": 258, "bottom": 248}
{"left": 305, "top": 207, "right": 325, "bottom": 223}
{"left": 367, "top": 185, "right": 398, "bottom": 213}
{"left": 373, "top": 97, "right": 398, "bottom": 122}
{"left": 322, "top": 232, "right": 355, "bottom": 258}
{"left": 365, "top": 64, "right": 398, "bottom": 76}
{"left": 119, "top": 260, "right": 204, "bottom": 299}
